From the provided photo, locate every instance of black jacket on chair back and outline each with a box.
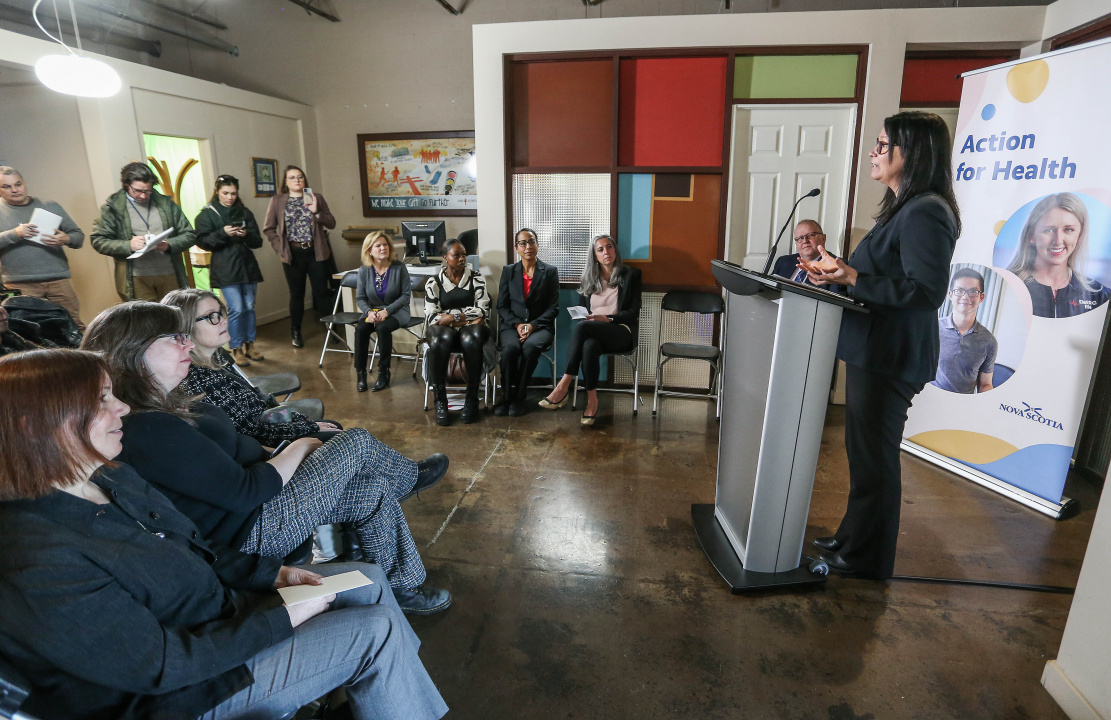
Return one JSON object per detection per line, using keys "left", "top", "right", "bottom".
{"left": 497, "top": 260, "right": 560, "bottom": 331}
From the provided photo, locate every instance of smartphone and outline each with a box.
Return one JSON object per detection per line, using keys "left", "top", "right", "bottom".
{"left": 303, "top": 188, "right": 314, "bottom": 204}
{"left": 269, "top": 440, "right": 292, "bottom": 459}
{"left": 232, "top": 220, "right": 246, "bottom": 228}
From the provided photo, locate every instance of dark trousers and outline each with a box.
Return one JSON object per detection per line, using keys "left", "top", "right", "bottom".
{"left": 354, "top": 315, "right": 402, "bottom": 372}
{"left": 283, "top": 247, "right": 332, "bottom": 331}
{"left": 563, "top": 321, "right": 635, "bottom": 391}
{"left": 499, "top": 326, "right": 554, "bottom": 400}
{"left": 427, "top": 323, "right": 490, "bottom": 390}
{"left": 835, "top": 364, "right": 925, "bottom": 579}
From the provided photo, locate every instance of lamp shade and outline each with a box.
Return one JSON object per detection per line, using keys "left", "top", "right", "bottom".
{"left": 35, "top": 54, "right": 121, "bottom": 98}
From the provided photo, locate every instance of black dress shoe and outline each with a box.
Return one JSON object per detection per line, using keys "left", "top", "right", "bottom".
{"left": 813, "top": 536, "right": 842, "bottom": 552}
{"left": 291, "top": 328, "right": 304, "bottom": 348}
{"left": 372, "top": 367, "right": 390, "bottom": 392}
{"left": 822, "top": 552, "right": 864, "bottom": 576}
{"left": 508, "top": 398, "right": 528, "bottom": 417}
{"left": 492, "top": 400, "right": 510, "bottom": 416}
{"left": 402, "top": 453, "right": 449, "bottom": 501}
{"left": 356, "top": 370, "right": 368, "bottom": 392}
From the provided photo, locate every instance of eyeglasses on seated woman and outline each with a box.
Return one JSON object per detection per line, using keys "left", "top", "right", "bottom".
{"left": 0, "top": 349, "right": 448, "bottom": 720}
{"left": 80, "top": 301, "right": 453, "bottom": 615}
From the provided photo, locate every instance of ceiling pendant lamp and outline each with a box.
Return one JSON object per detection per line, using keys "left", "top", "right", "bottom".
{"left": 32, "top": 0, "right": 122, "bottom": 98}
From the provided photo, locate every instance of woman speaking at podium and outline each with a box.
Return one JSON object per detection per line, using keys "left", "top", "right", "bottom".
{"left": 805, "top": 112, "right": 960, "bottom": 579}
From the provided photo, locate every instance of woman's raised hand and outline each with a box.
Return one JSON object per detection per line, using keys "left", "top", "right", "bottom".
{"left": 807, "top": 256, "right": 858, "bottom": 287}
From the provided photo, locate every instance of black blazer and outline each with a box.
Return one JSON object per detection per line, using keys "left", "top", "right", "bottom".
{"left": 837, "top": 193, "right": 958, "bottom": 384}
{"left": 497, "top": 260, "right": 560, "bottom": 332}
{"left": 578, "top": 266, "right": 643, "bottom": 335}
{"left": 771, "top": 253, "right": 809, "bottom": 283}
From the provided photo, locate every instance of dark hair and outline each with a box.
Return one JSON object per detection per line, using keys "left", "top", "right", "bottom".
{"left": 950, "top": 267, "right": 985, "bottom": 293}
{"left": 280, "top": 165, "right": 308, "bottom": 194}
{"left": 876, "top": 112, "right": 961, "bottom": 235}
{"left": 0, "top": 349, "right": 114, "bottom": 499}
{"left": 81, "top": 302, "right": 194, "bottom": 418}
{"left": 210, "top": 174, "right": 243, "bottom": 206}
{"left": 515, "top": 228, "right": 538, "bottom": 243}
{"left": 120, "top": 161, "right": 157, "bottom": 189}
{"left": 442, "top": 237, "right": 466, "bottom": 256}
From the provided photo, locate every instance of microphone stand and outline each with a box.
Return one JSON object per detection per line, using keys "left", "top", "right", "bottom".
{"left": 761, "top": 190, "right": 819, "bottom": 276}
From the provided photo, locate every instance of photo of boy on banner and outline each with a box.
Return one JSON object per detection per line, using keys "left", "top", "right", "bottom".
{"left": 993, "top": 191, "right": 1111, "bottom": 318}
{"left": 931, "top": 263, "right": 1026, "bottom": 394}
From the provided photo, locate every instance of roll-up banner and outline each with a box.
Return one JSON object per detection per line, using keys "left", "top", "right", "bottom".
{"left": 902, "top": 37, "right": 1111, "bottom": 518}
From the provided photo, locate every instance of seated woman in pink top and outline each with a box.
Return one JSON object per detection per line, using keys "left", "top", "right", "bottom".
{"left": 539, "top": 234, "right": 641, "bottom": 425}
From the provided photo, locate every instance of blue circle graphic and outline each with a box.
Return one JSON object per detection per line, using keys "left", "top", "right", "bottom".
{"left": 981, "top": 104, "right": 996, "bottom": 121}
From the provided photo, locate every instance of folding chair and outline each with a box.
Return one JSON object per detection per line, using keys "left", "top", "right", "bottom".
{"left": 317, "top": 270, "right": 363, "bottom": 368}
{"left": 572, "top": 344, "right": 641, "bottom": 416}
{"left": 651, "top": 290, "right": 725, "bottom": 418}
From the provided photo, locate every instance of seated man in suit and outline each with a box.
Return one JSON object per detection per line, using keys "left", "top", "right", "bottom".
{"left": 495, "top": 228, "right": 559, "bottom": 416}
{"left": 772, "top": 219, "right": 826, "bottom": 285}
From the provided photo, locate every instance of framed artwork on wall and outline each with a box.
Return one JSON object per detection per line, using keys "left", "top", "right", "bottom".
{"left": 252, "top": 157, "right": 278, "bottom": 197}
{"left": 357, "top": 131, "right": 476, "bottom": 216}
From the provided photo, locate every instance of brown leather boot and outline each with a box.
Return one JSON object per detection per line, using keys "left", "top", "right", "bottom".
{"left": 232, "top": 347, "right": 251, "bottom": 366}
{"left": 245, "top": 342, "right": 265, "bottom": 361}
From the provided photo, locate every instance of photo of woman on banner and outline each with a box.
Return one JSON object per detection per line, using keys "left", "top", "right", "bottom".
{"left": 1003, "top": 192, "right": 1111, "bottom": 318}
{"left": 930, "top": 263, "right": 1025, "bottom": 394}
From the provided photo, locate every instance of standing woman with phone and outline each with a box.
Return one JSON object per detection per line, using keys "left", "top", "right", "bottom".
{"left": 263, "top": 165, "right": 336, "bottom": 348}
{"left": 194, "top": 175, "right": 265, "bottom": 366}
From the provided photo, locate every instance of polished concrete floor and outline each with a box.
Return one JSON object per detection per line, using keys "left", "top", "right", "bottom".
{"left": 255, "top": 321, "right": 1099, "bottom": 720}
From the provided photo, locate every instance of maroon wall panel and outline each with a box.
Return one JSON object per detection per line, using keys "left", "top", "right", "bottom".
{"left": 511, "top": 60, "right": 613, "bottom": 168}
{"left": 900, "top": 57, "right": 1015, "bottom": 106}
{"left": 618, "top": 57, "right": 727, "bottom": 168}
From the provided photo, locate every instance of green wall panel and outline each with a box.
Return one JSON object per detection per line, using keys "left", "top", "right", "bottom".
{"left": 734, "top": 55, "right": 858, "bottom": 99}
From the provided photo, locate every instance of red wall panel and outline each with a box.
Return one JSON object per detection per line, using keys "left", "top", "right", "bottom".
{"left": 900, "top": 57, "right": 1015, "bottom": 106}
{"left": 618, "top": 57, "right": 727, "bottom": 168}
{"left": 511, "top": 60, "right": 613, "bottom": 168}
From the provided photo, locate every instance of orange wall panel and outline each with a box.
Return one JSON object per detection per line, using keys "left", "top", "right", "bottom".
{"left": 511, "top": 60, "right": 613, "bottom": 168}
{"left": 628, "top": 174, "right": 721, "bottom": 288}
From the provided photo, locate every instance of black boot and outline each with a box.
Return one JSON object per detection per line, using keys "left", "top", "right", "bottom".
{"left": 372, "top": 365, "right": 391, "bottom": 392}
{"left": 356, "top": 370, "right": 368, "bottom": 392}
{"left": 291, "top": 327, "right": 304, "bottom": 348}
{"left": 461, "top": 383, "right": 480, "bottom": 424}
{"left": 433, "top": 384, "right": 451, "bottom": 426}
{"left": 493, "top": 384, "right": 514, "bottom": 416}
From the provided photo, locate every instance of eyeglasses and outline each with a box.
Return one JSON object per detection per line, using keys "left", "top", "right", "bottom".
{"left": 195, "top": 310, "right": 226, "bottom": 325}
{"left": 514, "top": 239, "right": 539, "bottom": 248}
{"left": 875, "top": 138, "right": 891, "bottom": 155}
{"left": 128, "top": 185, "right": 152, "bottom": 196}
{"left": 794, "top": 232, "right": 823, "bottom": 243}
{"left": 949, "top": 288, "right": 983, "bottom": 298}
{"left": 157, "top": 332, "right": 191, "bottom": 346}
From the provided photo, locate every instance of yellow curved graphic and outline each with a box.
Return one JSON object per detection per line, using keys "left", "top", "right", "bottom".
{"left": 1006, "top": 60, "right": 1049, "bottom": 103}
{"left": 993, "top": 219, "right": 1006, "bottom": 236}
{"left": 908, "top": 430, "right": 1019, "bottom": 464}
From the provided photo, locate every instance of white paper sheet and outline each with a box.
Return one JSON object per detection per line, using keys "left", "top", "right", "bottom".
{"left": 25, "top": 207, "right": 62, "bottom": 245}
{"left": 276, "top": 570, "right": 374, "bottom": 606}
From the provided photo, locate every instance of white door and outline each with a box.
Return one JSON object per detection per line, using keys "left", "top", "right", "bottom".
{"left": 724, "top": 105, "right": 856, "bottom": 270}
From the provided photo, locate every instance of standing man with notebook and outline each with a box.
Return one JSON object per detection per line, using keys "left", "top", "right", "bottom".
{"left": 92, "top": 162, "right": 195, "bottom": 302}
{"left": 0, "top": 166, "right": 87, "bottom": 329}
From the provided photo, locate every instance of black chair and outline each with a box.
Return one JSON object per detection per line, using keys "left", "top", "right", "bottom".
{"left": 651, "top": 290, "right": 724, "bottom": 418}
{"left": 456, "top": 228, "right": 478, "bottom": 255}
{"left": 571, "top": 344, "right": 642, "bottom": 416}
{"left": 214, "top": 347, "right": 301, "bottom": 401}
{"left": 0, "top": 655, "right": 39, "bottom": 720}
{"left": 317, "top": 270, "right": 363, "bottom": 368}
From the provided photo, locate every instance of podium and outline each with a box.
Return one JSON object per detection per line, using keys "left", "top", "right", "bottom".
{"left": 693, "top": 260, "right": 867, "bottom": 592}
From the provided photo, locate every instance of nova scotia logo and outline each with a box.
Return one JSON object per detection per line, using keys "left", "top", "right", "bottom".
{"left": 999, "top": 401, "right": 1064, "bottom": 430}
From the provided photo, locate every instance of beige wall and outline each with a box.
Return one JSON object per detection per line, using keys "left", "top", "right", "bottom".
{"left": 0, "top": 29, "right": 319, "bottom": 323}
{"left": 0, "top": 81, "right": 117, "bottom": 323}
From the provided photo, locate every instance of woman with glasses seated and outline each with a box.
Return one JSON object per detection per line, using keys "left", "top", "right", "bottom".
{"left": 354, "top": 231, "right": 412, "bottom": 393}
{"left": 0, "top": 349, "right": 448, "bottom": 720}
{"left": 162, "top": 288, "right": 343, "bottom": 443}
{"left": 540, "top": 234, "right": 641, "bottom": 426}
{"left": 495, "top": 228, "right": 559, "bottom": 417}
{"left": 424, "top": 237, "right": 491, "bottom": 426}
{"left": 194, "top": 174, "right": 265, "bottom": 367}
{"left": 81, "top": 301, "right": 453, "bottom": 615}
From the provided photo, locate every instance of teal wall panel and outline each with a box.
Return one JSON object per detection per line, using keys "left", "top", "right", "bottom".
{"left": 617, "top": 174, "right": 653, "bottom": 260}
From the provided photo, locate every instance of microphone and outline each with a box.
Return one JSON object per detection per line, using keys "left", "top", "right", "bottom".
{"left": 761, "top": 188, "right": 821, "bottom": 275}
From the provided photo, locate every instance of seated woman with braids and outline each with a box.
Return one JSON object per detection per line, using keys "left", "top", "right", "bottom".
{"left": 81, "top": 301, "right": 453, "bottom": 615}
{"left": 0, "top": 349, "right": 448, "bottom": 720}
{"left": 162, "top": 288, "right": 342, "bottom": 444}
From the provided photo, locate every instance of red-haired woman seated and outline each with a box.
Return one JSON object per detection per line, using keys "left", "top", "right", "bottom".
{"left": 0, "top": 349, "right": 447, "bottom": 720}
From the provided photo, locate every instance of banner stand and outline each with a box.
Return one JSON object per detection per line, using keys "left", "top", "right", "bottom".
{"left": 901, "top": 440, "right": 1078, "bottom": 520}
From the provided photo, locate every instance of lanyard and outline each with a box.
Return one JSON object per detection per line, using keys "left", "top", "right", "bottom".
{"left": 126, "top": 195, "right": 152, "bottom": 232}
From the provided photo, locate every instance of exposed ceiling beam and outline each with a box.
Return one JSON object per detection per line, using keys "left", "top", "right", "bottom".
{"left": 87, "top": 2, "right": 238, "bottom": 55}
{"left": 434, "top": 0, "right": 460, "bottom": 15}
{"left": 0, "top": 2, "right": 162, "bottom": 56}
{"left": 134, "top": 0, "right": 227, "bottom": 31}
{"left": 285, "top": 0, "right": 340, "bottom": 22}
